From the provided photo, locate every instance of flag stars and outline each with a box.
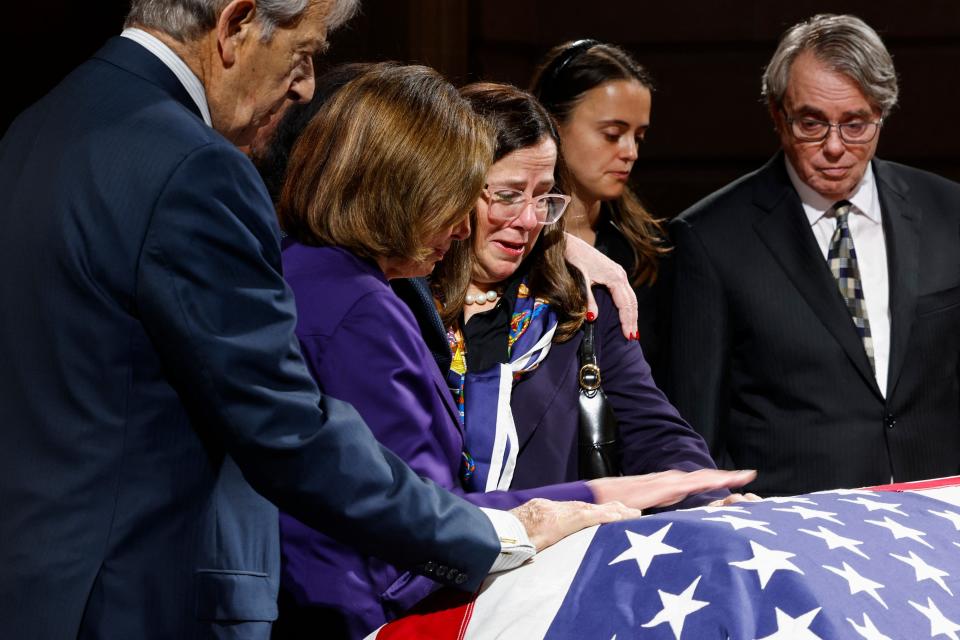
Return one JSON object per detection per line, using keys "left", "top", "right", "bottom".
{"left": 798, "top": 525, "right": 869, "bottom": 559}
{"left": 839, "top": 496, "right": 907, "bottom": 516}
{"left": 865, "top": 516, "right": 933, "bottom": 549}
{"left": 929, "top": 509, "right": 960, "bottom": 531}
{"left": 698, "top": 505, "right": 752, "bottom": 514}
{"left": 891, "top": 550, "right": 953, "bottom": 595}
{"left": 763, "top": 496, "right": 818, "bottom": 505}
{"left": 847, "top": 613, "right": 892, "bottom": 640}
{"left": 702, "top": 514, "right": 776, "bottom": 535}
{"left": 640, "top": 575, "right": 709, "bottom": 640}
{"left": 772, "top": 505, "right": 844, "bottom": 525}
{"left": 608, "top": 523, "right": 681, "bottom": 577}
{"left": 909, "top": 597, "right": 960, "bottom": 640}
{"left": 729, "top": 540, "right": 804, "bottom": 588}
{"left": 816, "top": 488, "right": 873, "bottom": 496}
{"left": 755, "top": 607, "right": 822, "bottom": 640}
{"left": 822, "top": 561, "right": 887, "bottom": 608}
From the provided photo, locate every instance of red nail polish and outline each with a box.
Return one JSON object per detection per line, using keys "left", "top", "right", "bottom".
{"left": 585, "top": 312, "right": 596, "bottom": 322}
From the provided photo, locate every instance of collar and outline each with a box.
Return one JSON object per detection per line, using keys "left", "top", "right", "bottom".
{"left": 784, "top": 155, "right": 881, "bottom": 224}
{"left": 120, "top": 28, "right": 212, "bottom": 127}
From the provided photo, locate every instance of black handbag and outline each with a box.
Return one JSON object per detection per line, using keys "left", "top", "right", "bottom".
{"left": 577, "top": 320, "right": 622, "bottom": 479}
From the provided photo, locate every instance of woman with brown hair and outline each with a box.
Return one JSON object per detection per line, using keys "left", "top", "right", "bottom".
{"left": 530, "top": 40, "right": 668, "bottom": 367}
{"left": 433, "top": 81, "right": 748, "bottom": 504}
{"left": 271, "top": 65, "right": 753, "bottom": 638}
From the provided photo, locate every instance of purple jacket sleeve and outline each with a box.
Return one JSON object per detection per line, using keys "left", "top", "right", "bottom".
{"left": 593, "top": 288, "right": 728, "bottom": 507}
{"left": 301, "top": 288, "right": 593, "bottom": 510}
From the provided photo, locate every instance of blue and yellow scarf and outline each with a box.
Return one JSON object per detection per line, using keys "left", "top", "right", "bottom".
{"left": 447, "top": 282, "right": 558, "bottom": 492}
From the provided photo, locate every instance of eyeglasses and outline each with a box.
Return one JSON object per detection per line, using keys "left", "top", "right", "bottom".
{"left": 482, "top": 185, "right": 571, "bottom": 225}
{"left": 782, "top": 109, "right": 883, "bottom": 144}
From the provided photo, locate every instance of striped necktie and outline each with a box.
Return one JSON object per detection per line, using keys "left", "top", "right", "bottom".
{"left": 827, "top": 200, "right": 875, "bottom": 370}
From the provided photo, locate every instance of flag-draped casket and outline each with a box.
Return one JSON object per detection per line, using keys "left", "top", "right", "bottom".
{"left": 369, "top": 478, "right": 960, "bottom": 639}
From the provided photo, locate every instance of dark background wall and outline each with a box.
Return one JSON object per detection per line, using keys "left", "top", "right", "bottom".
{"left": 5, "top": 1, "right": 958, "bottom": 217}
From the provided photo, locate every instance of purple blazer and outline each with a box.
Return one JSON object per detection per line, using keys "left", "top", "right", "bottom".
{"left": 279, "top": 244, "right": 591, "bottom": 637}
{"left": 506, "top": 287, "right": 724, "bottom": 508}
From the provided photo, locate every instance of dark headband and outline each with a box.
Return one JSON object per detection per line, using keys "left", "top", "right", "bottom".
{"left": 546, "top": 39, "right": 600, "bottom": 81}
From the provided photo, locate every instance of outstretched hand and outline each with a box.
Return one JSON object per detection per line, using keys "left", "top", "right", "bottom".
{"left": 563, "top": 233, "right": 638, "bottom": 340}
{"left": 509, "top": 499, "right": 642, "bottom": 553}
{"left": 509, "top": 470, "right": 757, "bottom": 554}
{"left": 586, "top": 468, "right": 758, "bottom": 511}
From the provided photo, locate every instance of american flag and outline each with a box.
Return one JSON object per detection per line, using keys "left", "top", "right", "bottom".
{"left": 369, "top": 481, "right": 960, "bottom": 639}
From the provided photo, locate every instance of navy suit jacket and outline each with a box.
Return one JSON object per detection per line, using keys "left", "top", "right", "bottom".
{"left": 666, "top": 153, "right": 960, "bottom": 496}
{"left": 0, "top": 37, "right": 499, "bottom": 640}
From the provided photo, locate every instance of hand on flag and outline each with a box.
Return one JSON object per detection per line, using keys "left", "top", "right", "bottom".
{"left": 509, "top": 499, "right": 642, "bottom": 553}
{"left": 512, "top": 469, "right": 757, "bottom": 555}
{"left": 587, "top": 468, "right": 758, "bottom": 511}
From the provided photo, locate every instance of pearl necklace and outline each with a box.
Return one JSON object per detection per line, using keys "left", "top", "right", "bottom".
{"left": 464, "top": 290, "right": 500, "bottom": 305}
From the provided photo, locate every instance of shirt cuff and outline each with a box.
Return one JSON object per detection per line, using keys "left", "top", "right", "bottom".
{"left": 480, "top": 507, "right": 537, "bottom": 573}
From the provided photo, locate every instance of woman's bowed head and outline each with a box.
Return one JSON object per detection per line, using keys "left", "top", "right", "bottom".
{"left": 277, "top": 63, "right": 487, "bottom": 281}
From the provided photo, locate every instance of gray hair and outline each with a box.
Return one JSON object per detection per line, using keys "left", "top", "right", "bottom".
{"left": 762, "top": 14, "right": 899, "bottom": 116}
{"left": 126, "top": 0, "right": 359, "bottom": 42}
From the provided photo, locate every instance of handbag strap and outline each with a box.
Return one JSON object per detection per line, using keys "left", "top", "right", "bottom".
{"left": 578, "top": 321, "right": 602, "bottom": 392}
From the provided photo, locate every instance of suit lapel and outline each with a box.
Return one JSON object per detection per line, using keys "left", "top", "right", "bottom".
{"left": 512, "top": 337, "right": 578, "bottom": 450}
{"left": 752, "top": 155, "right": 881, "bottom": 397}
{"left": 392, "top": 278, "right": 453, "bottom": 374}
{"left": 874, "top": 159, "right": 919, "bottom": 397}
{"left": 431, "top": 363, "right": 464, "bottom": 436}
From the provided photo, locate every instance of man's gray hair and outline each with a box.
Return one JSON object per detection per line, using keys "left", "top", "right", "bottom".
{"left": 126, "top": 0, "right": 359, "bottom": 42}
{"left": 762, "top": 14, "right": 899, "bottom": 116}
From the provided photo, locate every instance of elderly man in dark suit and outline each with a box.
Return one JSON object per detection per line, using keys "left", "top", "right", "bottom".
{"left": 0, "top": 1, "right": 646, "bottom": 638}
{"left": 666, "top": 13, "right": 960, "bottom": 497}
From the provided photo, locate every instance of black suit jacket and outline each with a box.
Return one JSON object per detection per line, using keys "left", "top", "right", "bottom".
{"left": 665, "top": 153, "right": 960, "bottom": 496}
{"left": 0, "top": 37, "right": 499, "bottom": 639}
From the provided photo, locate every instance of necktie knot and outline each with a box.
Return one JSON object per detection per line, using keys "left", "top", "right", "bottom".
{"left": 831, "top": 200, "right": 853, "bottom": 226}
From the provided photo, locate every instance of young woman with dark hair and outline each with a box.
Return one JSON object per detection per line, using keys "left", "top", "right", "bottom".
{"left": 530, "top": 40, "right": 668, "bottom": 366}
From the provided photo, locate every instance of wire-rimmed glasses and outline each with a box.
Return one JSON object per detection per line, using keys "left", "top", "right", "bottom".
{"left": 482, "top": 185, "right": 571, "bottom": 225}
{"left": 782, "top": 109, "right": 883, "bottom": 144}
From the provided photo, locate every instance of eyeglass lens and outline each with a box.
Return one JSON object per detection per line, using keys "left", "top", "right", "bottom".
{"left": 489, "top": 190, "right": 568, "bottom": 223}
{"left": 790, "top": 118, "right": 880, "bottom": 143}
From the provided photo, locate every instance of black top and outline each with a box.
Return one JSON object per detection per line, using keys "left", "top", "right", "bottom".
{"left": 461, "top": 277, "right": 526, "bottom": 371}
{"left": 593, "top": 206, "right": 664, "bottom": 379}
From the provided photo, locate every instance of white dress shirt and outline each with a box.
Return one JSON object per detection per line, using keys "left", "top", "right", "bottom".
{"left": 785, "top": 157, "right": 890, "bottom": 397}
{"left": 119, "top": 26, "right": 536, "bottom": 573}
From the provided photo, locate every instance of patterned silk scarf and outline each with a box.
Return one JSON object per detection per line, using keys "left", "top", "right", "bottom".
{"left": 447, "top": 282, "right": 558, "bottom": 492}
